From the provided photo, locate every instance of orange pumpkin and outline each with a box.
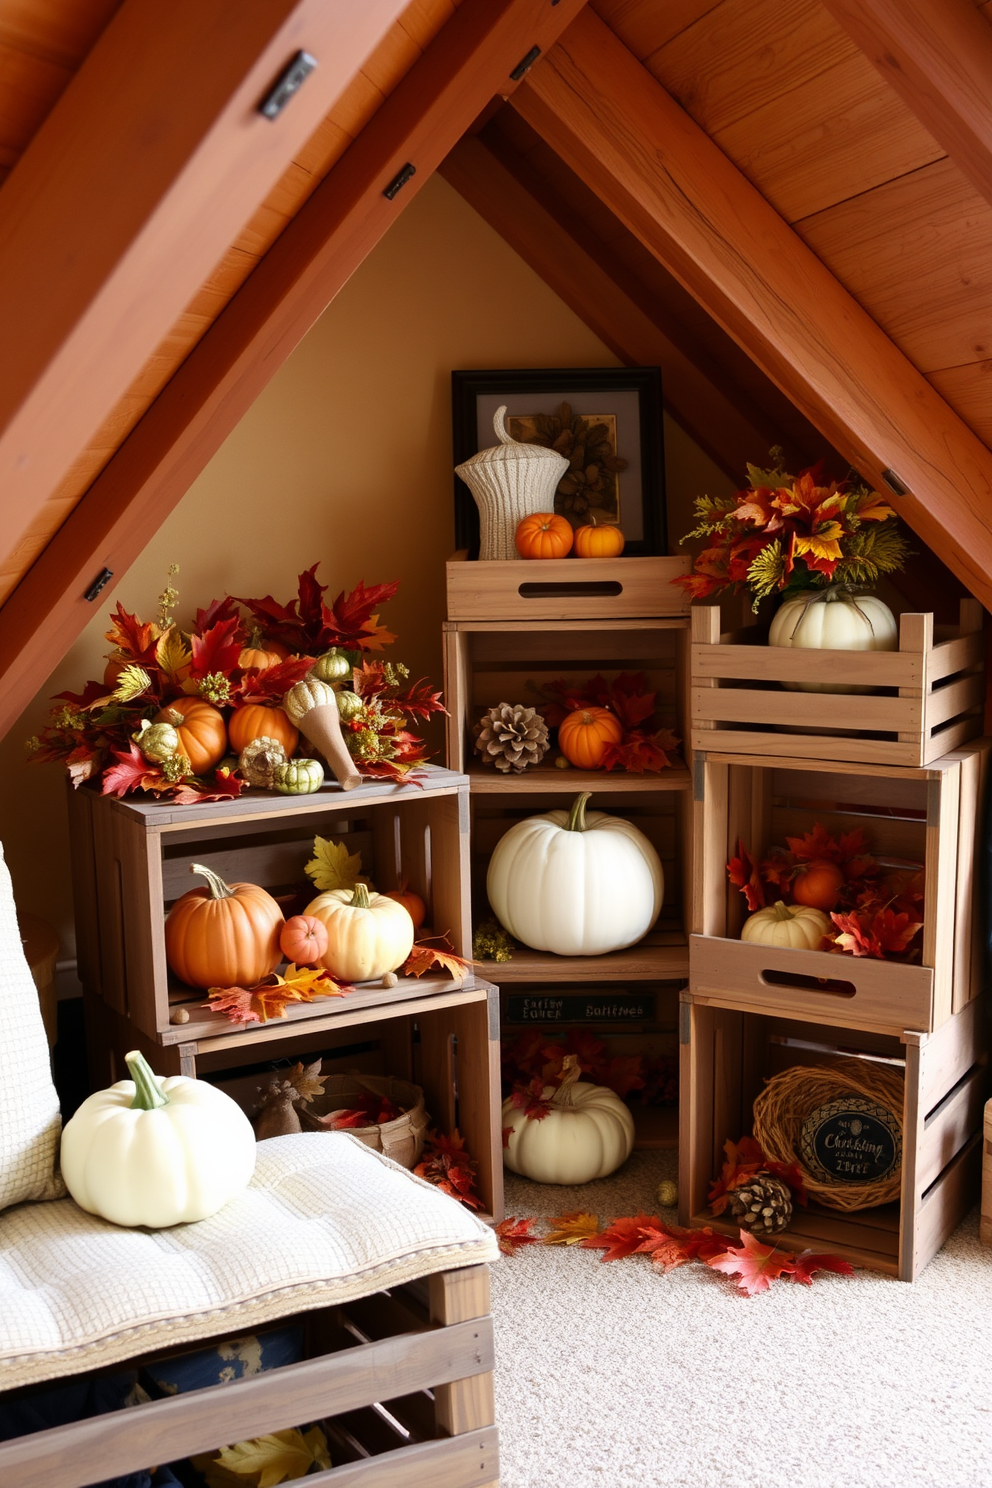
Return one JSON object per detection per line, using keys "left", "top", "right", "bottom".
{"left": 383, "top": 881, "right": 427, "bottom": 931}
{"left": 279, "top": 914, "right": 329, "bottom": 966}
{"left": 228, "top": 704, "right": 299, "bottom": 757}
{"left": 155, "top": 697, "right": 227, "bottom": 774}
{"left": 558, "top": 707, "right": 623, "bottom": 770}
{"left": 515, "top": 513, "right": 574, "bottom": 560}
{"left": 573, "top": 519, "right": 625, "bottom": 558}
{"left": 165, "top": 863, "right": 284, "bottom": 989}
{"left": 238, "top": 645, "right": 284, "bottom": 672}
{"left": 791, "top": 859, "right": 845, "bottom": 912}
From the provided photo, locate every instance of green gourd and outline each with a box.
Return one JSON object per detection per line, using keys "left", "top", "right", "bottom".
{"left": 335, "top": 690, "right": 363, "bottom": 721}
{"left": 311, "top": 650, "right": 352, "bottom": 684}
{"left": 273, "top": 757, "right": 324, "bottom": 795}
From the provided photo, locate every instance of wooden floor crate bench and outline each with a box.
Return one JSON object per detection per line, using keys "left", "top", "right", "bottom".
{"left": 690, "top": 600, "right": 985, "bottom": 768}
{"left": 679, "top": 992, "right": 988, "bottom": 1281}
{"left": 690, "top": 741, "right": 990, "bottom": 1035}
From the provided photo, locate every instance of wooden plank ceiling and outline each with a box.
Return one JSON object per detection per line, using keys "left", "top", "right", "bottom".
{"left": 0, "top": 0, "right": 990, "bottom": 736}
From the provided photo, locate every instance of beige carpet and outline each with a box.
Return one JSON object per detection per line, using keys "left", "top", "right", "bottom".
{"left": 491, "top": 1150, "right": 992, "bottom": 1488}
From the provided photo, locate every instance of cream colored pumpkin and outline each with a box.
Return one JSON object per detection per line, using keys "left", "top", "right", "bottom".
{"left": 502, "top": 1057, "right": 634, "bottom": 1185}
{"left": 305, "top": 881, "right": 414, "bottom": 981}
{"left": 740, "top": 900, "right": 831, "bottom": 951}
{"left": 769, "top": 588, "right": 897, "bottom": 693}
{"left": 60, "top": 1050, "right": 256, "bottom": 1228}
{"left": 487, "top": 792, "right": 663, "bottom": 956}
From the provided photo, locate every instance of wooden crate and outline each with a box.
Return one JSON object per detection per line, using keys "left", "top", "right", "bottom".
{"left": 68, "top": 765, "right": 473, "bottom": 1044}
{"left": 981, "top": 1099, "right": 992, "bottom": 1247}
{"left": 0, "top": 1267, "right": 498, "bottom": 1488}
{"left": 690, "top": 742, "right": 990, "bottom": 1034}
{"left": 446, "top": 548, "right": 691, "bottom": 622}
{"left": 691, "top": 599, "right": 985, "bottom": 767}
{"left": 680, "top": 991, "right": 988, "bottom": 1280}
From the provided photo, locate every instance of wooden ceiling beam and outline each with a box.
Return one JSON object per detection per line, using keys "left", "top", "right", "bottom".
{"left": 438, "top": 134, "right": 779, "bottom": 482}
{"left": 0, "top": 0, "right": 589, "bottom": 738}
{"left": 0, "top": 0, "right": 413, "bottom": 580}
{"left": 820, "top": 0, "right": 992, "bottom": 210}
{"left": 511, "top": 8, "right": 992, "bottom": 611}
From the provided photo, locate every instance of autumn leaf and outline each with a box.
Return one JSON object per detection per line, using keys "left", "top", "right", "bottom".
{"left": 635, "top": 1222, "right": 727, "bottom": 1271}
{"left": 110, "top": 664, "right": 152, "bottom": 703}
{"left": 414, "top": 1128, "right": 483, "bottom": 1209}
{"left": 170, "top": 769, "right": 246, "bottom": 806}
{"left": 391, "top": 676, "right": 448, "bottom": 719}
{"left": 101, "top": 743, "right": 167, "bottom": 798}
{"left": 104, "top": 602, "right": 160, "bottom": 666}
{"left": 194, "top": 596, "right": 241, "bottom": 634}
{"left": 600, "top": 729, "right": 679, "bottom": 773}
{"left": 580, "top": 1213, "right": 661, "bottom": 1262}
{"left": 329, "top": 578, "right": 400, "bottom": 649}
{"left": 708, "top": 1135, "right": 767, "bottom": 1215}
{"left": 706, "top": 1230, "right": 793, "bottom": 1296}
{"left": 509, "top": 1075, "right": 553, "bottom": 1121}
{"left": 789, "top": 1249, "right": 855, "bottom": 1285}
{"left": 207, "top": 1425, "right": 330, "bottom": 1487}
{"left": 313, "top": 1090, "right": 405, "bottom": 1129}
{"left": 284, "top": 1058, "right": 326, "bottom": 1105}
{"left": 155, "top": 625, "right": 192, "bottom": 685}
{"left": 403, "top": 933, "right": 473, "bottom": 980}
{"left": 205, "top": 964, "right": 349, "bottom": 1025}
{"left": 305, "top": 836, "right": 363, "bottom": 893}
{"left": 728, "top": 838, "right": 767, "bottom": 912}
{"left": 494, "top": 1216, "right": 540, "bottom": 1256}
{"left": 190, "top": 616, "right": 244, "bottom": 681}
{"left": 543, "top": 1211, "right": 600, "bottom": 1246}
{"left": 236, "top": 655, "right": 314, "bottom": 703}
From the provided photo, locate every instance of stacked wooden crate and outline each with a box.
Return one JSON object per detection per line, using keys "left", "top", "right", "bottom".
{"left": 682, "top": 602, "right": 989, "bottom": 1280}
{"left": 445, "top": 550, "right": 691, "bottom": 1149}
{"left": 68, "top": 765, "right": 504, "bottom": 1218}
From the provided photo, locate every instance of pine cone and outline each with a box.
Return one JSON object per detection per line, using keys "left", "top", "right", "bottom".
{"left": 473, "top": 703, "right": 550, "bottom": 773}
{"left": 724, "top": 1172, "right": 793, "bottom": 1235}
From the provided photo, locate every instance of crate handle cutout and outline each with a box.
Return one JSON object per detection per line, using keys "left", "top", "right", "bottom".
{"left": 517, "top": 581, "right": 623, "bottom": 600}
{"left": 759, "top": 968, "right": 857, "bottom": 999}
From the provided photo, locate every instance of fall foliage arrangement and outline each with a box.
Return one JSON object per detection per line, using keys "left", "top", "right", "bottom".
{"left": 29, "top": 564, "right": 446, "bottom": 802}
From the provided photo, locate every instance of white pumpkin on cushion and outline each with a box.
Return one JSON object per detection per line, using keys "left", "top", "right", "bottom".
{"left": 502, "top": 1057, "right": 634, "bottom": 1184}
{"left": 305, "top": 882, "right": 414, "bottom": 981}
{"left": 740, "top": 900, "right": 831, "bottom": 951}
{"left": 487, "top": 792, "right": 663, "bottom": 956}
{"left": 769, "top": 587, "right": 897, "bottom": 693}
{"left": 60, "top": 1051, "right": 256, "bottom": 1228}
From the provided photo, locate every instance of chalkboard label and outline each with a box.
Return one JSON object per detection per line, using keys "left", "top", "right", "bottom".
{"left": 800, "top": 1097, "right": 901, "bottom": 1184}
{"left": 505, "top": 993, "right": 655, "bottom": 1025}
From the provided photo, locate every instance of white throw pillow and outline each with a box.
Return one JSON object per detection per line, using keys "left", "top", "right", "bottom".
{"left": 0, "top": 844, "right": 64, "bottom": 1210}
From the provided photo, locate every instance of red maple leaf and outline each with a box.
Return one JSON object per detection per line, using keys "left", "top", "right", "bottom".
{"left": 580, "top": 1213, "right": 662, "bottom": 1262}
{"left": 510, "top": 1076, "right": 553, "bottom": 1121}
{"left": 189, "top": 616, "right": 245, "bottom": 680}
{"left": 501, "top": 1124, "right": 514, "bottom": 1149}
{"left": 236, "top": 655, "right": 314, "bottom": 702}
{"left": 100, "top": 743, "right": 167, "bottom": 797}
{"left": 493, "top": 1216, "right": 540, "bottom": 1256}
{"left": 706, "top": 1230, "right": 794, "bottom": 1295}
{"left": 170, "top": 771, "right": 246, "bottom": 806}
{"left": 194, "top": 597, "right": 241, "bottom": 633}
{"left": 635, "top": 1222, "right": 728, "bottom": 1270}
{"left": 104, "top": 603, "right": 159, "bottom": 666}
{"left": 789, "top": 1249, "right": 855, "bottom": 1285}
{"left": 402, "top": 933, "right": 473, "bottom": 979}
{"left": 414, "top": 1129, "right": 484, "bottom": 1210}
{"left": 328, "top": 578, "right": 399, "bottom": 649}
{"left": 584, "top": 672, "right": 658, "bottom": 731}
{"left": 54, "top": 679, "right": 112, "bottom": 708}
{"left": 728, "top": 838, "right": 767, "bottom": 912}
{"left": 600, "top": 729, "right": 679, "bottom": 773}
{"left": 392, "top": 677, "right": 448, "bottom": 719}
{"left": 708, "top": 1136, "right": 767, "bottom": 1214}
{"left": 599, "top": 1055, "right": 645, "bottom": 1099}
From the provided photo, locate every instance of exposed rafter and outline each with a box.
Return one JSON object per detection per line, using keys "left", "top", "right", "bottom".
{"left": 821, "top": 0, "right": 992, "bottom": 209}
{"left": 0, "top": 0, "right": 589, "bottom": 737}
{"left": 511, "top": 8, "right": 992, "bottom": 611}
{"left": 438, "top": 134, "right": 779, "bottom": 481}
{"left": 0, "top": 0, "right": 413, "bottom": 582}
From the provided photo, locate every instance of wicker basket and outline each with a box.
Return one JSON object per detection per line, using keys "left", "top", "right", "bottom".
{"left": 454, "top": 405, "right": 568, "bottom": 560}
{"left": 298, "top": 1074, "right": 429, "bottom": 1169}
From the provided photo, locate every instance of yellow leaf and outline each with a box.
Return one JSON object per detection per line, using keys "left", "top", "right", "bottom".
{"left": 542, "top": 1210, "right": 600, "bottom": 1246}
{"left": 208, "top": 1426, "right": 330, "bottom": 1487}
{"left": 111, "top": 665, "right": 152, "bottom": 702}
{"left": 305, "top": 835, "right": 362, "bottom": 892}
{"left": 156, "top": 624, "right": 192, "bottom": 683}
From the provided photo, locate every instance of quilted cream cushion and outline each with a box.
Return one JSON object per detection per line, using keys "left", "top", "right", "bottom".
{"left": 0, "top": 1131, "right": 498, "bottom": 1389}
{"left": 0, "top": 844, "right": 64, "bottom": 1211}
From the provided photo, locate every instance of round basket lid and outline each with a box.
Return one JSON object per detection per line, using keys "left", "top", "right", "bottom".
{"left": 455, "top": 405, "right": 569, "bottom": 472}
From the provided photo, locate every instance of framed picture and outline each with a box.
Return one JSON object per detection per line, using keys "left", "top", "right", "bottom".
{"left": 451, "top": 366, "right": 665, "bottom": 558}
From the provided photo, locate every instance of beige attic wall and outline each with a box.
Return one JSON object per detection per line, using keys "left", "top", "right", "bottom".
{"left": 0, "top": 173, "right": 731, "bottom": 955}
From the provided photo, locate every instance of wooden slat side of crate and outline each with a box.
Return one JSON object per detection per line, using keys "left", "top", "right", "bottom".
{"left": 690, "top": 746, "right": 989, "bottom": 1032}
{"left": 446, "top": 549, "right": 691, "bottom": 622}
{"left": 67, "top": 771, "right": 473, "bottom": 1041}
{"left": 679, "top": 992, "right": 987, "bottom": 1280}
{"left": 690, "top": 599, "right": 985, "bottom": 767}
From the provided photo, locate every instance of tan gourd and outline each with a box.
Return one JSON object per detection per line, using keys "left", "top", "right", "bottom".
{"left": 284, "top": 678, "right": 361, "bottom": 791}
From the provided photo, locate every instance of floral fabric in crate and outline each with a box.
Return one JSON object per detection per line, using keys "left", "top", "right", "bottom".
{"left": 0, "top": 1132, "right": 498, "bottom": 1390}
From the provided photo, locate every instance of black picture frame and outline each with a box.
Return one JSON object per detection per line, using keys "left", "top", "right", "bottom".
{"left": 451, "top": 366, "right": 666, "bottom": 558}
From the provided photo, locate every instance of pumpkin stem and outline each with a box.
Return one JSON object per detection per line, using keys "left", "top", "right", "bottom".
{"left": 160, "top": 707, "right": 184, "bottom": 727}
{"left": 771, "top": 900, "right": 793, "bottom": 921}
{"left": 350, "top": 882, "right": 372, "bottom": 910}
{"left": 549, "top": 1054, "right": 583, "bottom": 1107}
{"left": 190, "top": 862, "right": 234, "bottom": 900}
{"left": 565, "top": 792, "right": 592, "bottom": 832}
{"left": 125, "top": 1049, "right": 169, "bottom": 1110}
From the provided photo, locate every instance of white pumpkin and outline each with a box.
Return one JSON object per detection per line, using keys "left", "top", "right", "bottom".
{"left": 60, "top": 1050, "right": 256, "bottom": 1228}
{"left": 769, "top": 588, "right": 897, "bottom": 693}
{"left": 502, "top": 1057, "right": 634, "bottom": 1184}
{"left": 740, "top": 900, "right": 831, "bottom": 951}
{"left": 305, "top": 881, "right": 414, "bottom": 981}
{"left": 487, "top": 792, "right": 663, "bottom": 956}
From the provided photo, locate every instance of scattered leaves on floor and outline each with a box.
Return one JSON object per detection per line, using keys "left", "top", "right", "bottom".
{"left": 580, "top": 1213, "right": 661, "bottom": 1262}
{"left": 706, "top": 1230, "right": 797, "bottom": 1296}
{"left": 494, "top": 1216, "right": 541, "bottom": 1256}
{"left": 542, "top": 1211, "right": 601, "bottom": 1246}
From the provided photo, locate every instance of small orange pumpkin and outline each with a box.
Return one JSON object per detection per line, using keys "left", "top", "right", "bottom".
{"left": 791, "top": 858, "right": 845, "bottom": 911}
{"left": 228, "top": 704, "right": 299, "bottom": 757}
{"left": 515, "top": 513, "right": 574, "bottom": 560}
{"left": 558, "top": 706, "right": 623, "bottom": 770}
{"left": 165, "top": 863, "right": 284, "bottom": 989}
{"left": 383, "top": 881, "right": 427, "bottom": 931}
{"left": 573, "top": 519, "right": 625, "bottom": 558}
{"left": 155, "top": 697, "right": 227, "bottom": 774}
{"left": 238, "top": 645, "right": 284, "bottom": 672}
{"left": 279, "top": 914, "right": 330, "bottom": 966}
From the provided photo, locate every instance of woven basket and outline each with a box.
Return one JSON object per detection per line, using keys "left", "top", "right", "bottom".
{"left": 455, "top": 405, "right": 568, "bottom": 560}
{"left": 752, "top": 1058, "right": 904, "bottom": 1211}
{"left": 298, "top": 1073, "right": 429, "bottom": 1169}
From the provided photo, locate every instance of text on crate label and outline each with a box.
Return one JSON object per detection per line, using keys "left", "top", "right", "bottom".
{"left": 505, "top": 994, "right": 656, "bottom": 1024}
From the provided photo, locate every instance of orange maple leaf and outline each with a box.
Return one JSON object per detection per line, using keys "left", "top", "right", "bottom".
{"left": 494, "top": 1216, "right": 540, "bottom": 1256}
{"left": 542, "top": 1211, "right": 600, "bottom": 1246}
{"left": 205, "top": 963, "right": 350, "bottom": 1024}
{"left": 580, "top": 1213, "right": 661, "bottom": 1262}
{"left": 706, "top": 1231, "right": 795, "bottom": 1295}
{"left": 403, "top": 933, "right": 474, "bottom": 979}
{"left": 634, "top": 1222, "right": 728, "bottom": 1271}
